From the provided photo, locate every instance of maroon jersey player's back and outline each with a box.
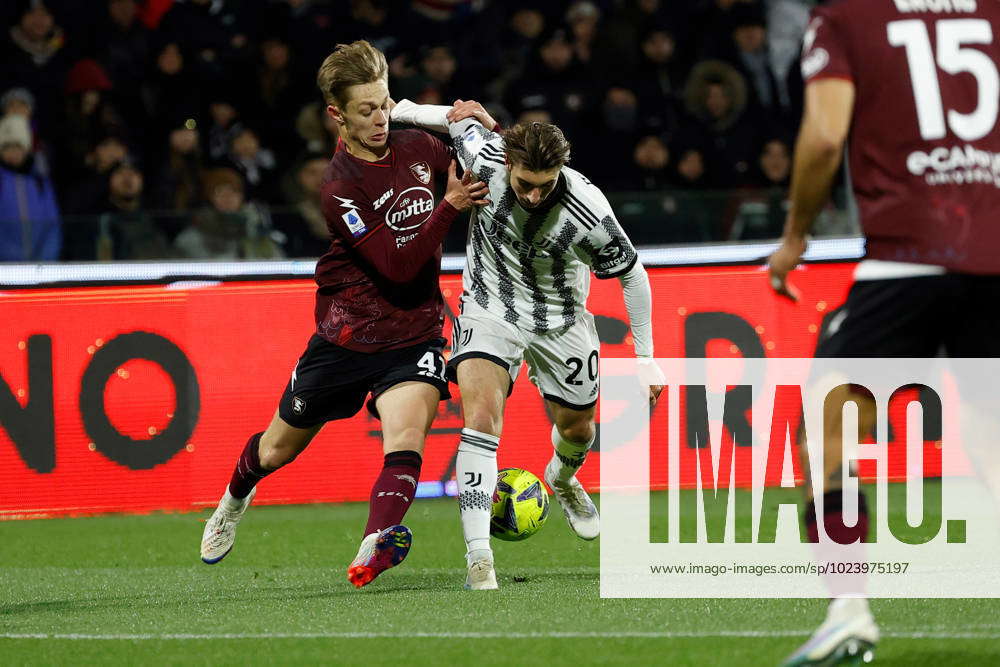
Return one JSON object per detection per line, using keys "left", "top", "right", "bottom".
{"left": 803, "top": 0, "right": 1000, "bottom": 273}
{"left": 314, "top": 129, "right": 455, "bottom": 352}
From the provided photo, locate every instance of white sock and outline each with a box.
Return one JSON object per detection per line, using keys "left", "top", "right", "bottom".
{"left": 457, "top": 428, "right": 498, "bottom": 556}
{"left": 220, "top": 487, "right": 243, "bottom": 511}
{"left": 550, "top": 424, "right": 595, "bottom": 483}
{"left": 829, "top": 596, "right": 871, "bottom": 617}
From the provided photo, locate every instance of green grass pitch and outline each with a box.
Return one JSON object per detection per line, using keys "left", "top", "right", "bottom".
{"left": 2, "top": 492, "right": 998, "bottom": 666}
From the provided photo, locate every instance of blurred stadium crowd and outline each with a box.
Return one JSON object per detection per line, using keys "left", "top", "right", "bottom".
{"left": 0, "top": 0, "right": 837, "bottom": 262}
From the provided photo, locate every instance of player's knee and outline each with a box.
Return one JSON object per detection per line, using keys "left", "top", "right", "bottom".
{"left": 383, "top": 427, "right": 426, "bottom": 455}
{"left": 463, "top": 406, "right": 503, "bottom": 437}
{"left": 558, "top": 419, "right": 595, "bottom": 445}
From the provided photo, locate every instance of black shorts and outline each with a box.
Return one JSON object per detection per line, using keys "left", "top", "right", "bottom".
{"left": 278, "top": 334, "right": 450, "bottom": 428}
{"left": 815, "top": 275, "right": 1000, "bottom": 358}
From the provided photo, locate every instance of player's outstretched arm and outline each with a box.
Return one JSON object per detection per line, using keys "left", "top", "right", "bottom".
{"left": 446, "top": 99, "right": 497, "bottom": 133}
{"left": 392, "top": 99, "right": 501, "bottom": 175}
{"left": 389, "top": 99, "right": 452, "bottom": 133}
{"left": 617, "top": 262, "right": 664, "bottom": 405}
{"left": 581, "top": 202, "right": 664, "bottom": 403}
{"left": 391, "top": 98, "right": 499, "bottom": 134}
{"left": 768, "top": 78, "right": 855, "bottom": 301}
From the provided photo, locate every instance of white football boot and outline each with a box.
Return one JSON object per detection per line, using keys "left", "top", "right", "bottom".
{"left": 544, "top": 458, "right": 599, "bottom": 540}
{"left": 781, "top": 597, "right": 879, "bottom": 666}
{"left": 464, "top": 550, "right": 498, "bottom": 590}
{"left": 200, "top": 487, "right": 256, "bottom": 564}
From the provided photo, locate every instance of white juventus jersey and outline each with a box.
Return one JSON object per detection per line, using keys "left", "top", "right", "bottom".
{"left": 450, "top": 120, "right": 638, "bottom": 335}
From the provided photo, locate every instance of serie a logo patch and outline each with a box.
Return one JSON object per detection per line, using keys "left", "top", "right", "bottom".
{"left": 341, "top": 209, "right": 366, "bottom": 237}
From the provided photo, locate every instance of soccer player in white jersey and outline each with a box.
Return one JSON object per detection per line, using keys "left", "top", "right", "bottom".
{"left": 391, "top": 99, "right": 664, "bottom": 590}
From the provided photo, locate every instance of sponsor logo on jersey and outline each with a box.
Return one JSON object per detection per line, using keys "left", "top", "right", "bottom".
{"left": 893, "top": 0, "right": 976, "bottom": 14}
{"left": 373, "top": 188, "right": 394, "bottom": 210}
{"left": 907, "top": 144, "right": 1000, "bottom": 188}
{"left": 292, "top": 396, "right": 306, "bottom": 415}
{"left": 341, "top": 209, "right": 367, "bottom": 237}
{"left": 510, "top": 238, "right": 551, "bottom": 259}
{"left": 597, "top": 238, "right": 627, "bottom": 269}
{"left": 385, "top": 186, "right": 434, "bottom": 231}
{"left": 409, "top": 161, "right": 431, "bottom": 184}
{"left": 598, "top": 243, "right": 621, "bottom": 259}
{"left": 395, "top": 231, "right": 419, "bottom": 248}
{"left": 480, "top": 212, "right": 500, "bottom": 238}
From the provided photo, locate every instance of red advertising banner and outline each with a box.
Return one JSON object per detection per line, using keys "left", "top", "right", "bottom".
{"left": 0, "top": 263, "right": 858, "bottom": 519}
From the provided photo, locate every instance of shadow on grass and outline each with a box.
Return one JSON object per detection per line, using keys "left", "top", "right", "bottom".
{"left": 359, "top": 570, "right": 598, "bottom": 595}
{"left": 0, "top": 586, "right": 367, "bottom": 617}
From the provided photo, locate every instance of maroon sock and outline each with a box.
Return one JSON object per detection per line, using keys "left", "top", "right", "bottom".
{"left": 363, "top": 450, "right": 422, "bottom": 538}
{"left": 805, "top": 490, "right": 870, "bottom": 544}
{"left": 228, "top": 432, "right": 271, "bottom": 499}
{"left": 805, "top": 490, "right": 871, "bottom": 597}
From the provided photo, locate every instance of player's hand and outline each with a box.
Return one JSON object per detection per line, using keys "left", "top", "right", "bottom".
{"left": 444, "top": 160, "right": 490, "bottom": 211}
{"left": 447, "top": 99, "right": 497, "bottom": 131}
{"left": 637, "top": 358, "right": 665, "bottom": 407}
{"left": 767, "top": 236, "right": 806, "bottom": 303}
{"left": 649, "top": 385, "right": 664, "bottom": 407}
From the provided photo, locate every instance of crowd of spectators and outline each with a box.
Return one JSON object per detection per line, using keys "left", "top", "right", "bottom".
{"left": 0, "top": 0, "right": 817, "bottom": 262}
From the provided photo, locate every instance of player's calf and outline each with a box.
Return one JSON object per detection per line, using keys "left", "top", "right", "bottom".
{"left": 456, "top": 428, "right": 499, "bottom": 578}
{"left": 545, "top": 424, "right": 600, "bottom": 540}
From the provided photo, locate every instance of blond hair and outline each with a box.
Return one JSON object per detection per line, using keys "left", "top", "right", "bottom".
{"left": 316, "top": 40, "right": 388, "bottom": 107}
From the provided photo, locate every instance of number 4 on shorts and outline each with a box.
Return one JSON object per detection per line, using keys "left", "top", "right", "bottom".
{"left": 417, "top": 351, "right": 444, "bottom": 379}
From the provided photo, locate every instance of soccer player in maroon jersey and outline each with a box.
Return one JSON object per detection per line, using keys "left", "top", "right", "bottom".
{"left": 199, "top": 40, "right": 489, "bottom": 589}
{"left": 768, "top": 1, "right": 1000, "bottom": 664}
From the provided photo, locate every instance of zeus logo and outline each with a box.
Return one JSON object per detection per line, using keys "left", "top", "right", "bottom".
{"left": 333, "top": 195, "right": 358, "bottom": 211}
{"left": 373, "top": 188, "right": 394, "bottom": 210}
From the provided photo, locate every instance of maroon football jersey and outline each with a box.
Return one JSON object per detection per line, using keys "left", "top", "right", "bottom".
{"left": 315, "top": 129, "right": 454, "bottom": 352}
{"left": 803, "top": 0, "right": 1000, "bottom": 273}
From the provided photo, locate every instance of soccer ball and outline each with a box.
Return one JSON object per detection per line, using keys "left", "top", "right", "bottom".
{"left": 490, "top": 467, "right": 549, "bottom": 541}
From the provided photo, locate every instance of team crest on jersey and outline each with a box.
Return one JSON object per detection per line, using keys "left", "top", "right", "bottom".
{"left": 409, "top": 161, "right": 431, "bottom": 184}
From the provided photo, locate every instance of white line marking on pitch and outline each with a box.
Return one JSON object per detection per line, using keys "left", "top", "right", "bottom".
{"left": 2, "top": 631, "right": 999, "bottom": 640}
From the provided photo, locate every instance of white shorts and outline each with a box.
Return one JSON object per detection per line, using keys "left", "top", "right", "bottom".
{"left": 448, "top": 297, "right": 600, "bottom": 410}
